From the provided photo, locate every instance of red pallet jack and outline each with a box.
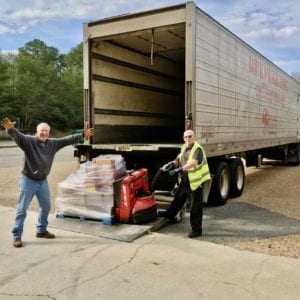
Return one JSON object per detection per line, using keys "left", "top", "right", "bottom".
{"left": 113, "top": 161, "right": 187, "bottom": 226}
{"left": 114, "top": 168, "right": 157, "bottom": 224}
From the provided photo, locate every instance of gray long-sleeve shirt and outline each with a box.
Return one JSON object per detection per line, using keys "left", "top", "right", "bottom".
{"left": 7, "top": 127, "right": 83, "bottom": 180}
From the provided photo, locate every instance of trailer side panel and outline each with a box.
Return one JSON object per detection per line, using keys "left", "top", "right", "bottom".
{"left": 194, "top": 8, "right": 300, "bottom": 156}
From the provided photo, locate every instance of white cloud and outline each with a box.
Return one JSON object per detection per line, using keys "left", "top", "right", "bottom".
{"left": 0, "top": 24, "right": 12, "bottom": 34}
{"left": 1, "top": 0, "right": 175, "bottom": 24}
{"left": 0, "top": 0, "right": 177, "bottom": 36}
{"left": 275, "top": 26, "right": 299, "bottom": 38}
{"left": 242, "top": 25, "right": 300, "bottom": 40}
{"left": 212, "top": 1, "right": 300, "bottom": 41}
{"left": 1, "top": 0, "right": 300, "bottom": 73}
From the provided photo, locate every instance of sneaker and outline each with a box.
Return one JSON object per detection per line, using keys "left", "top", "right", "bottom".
{"left": 187, "top": 231, "right": 202, "bottom": 238}
{"left": 13, "top": 238, "right": 22, "bottom": 248}
{"left": 36, "top": 231, "right": 55, "bottom": 239}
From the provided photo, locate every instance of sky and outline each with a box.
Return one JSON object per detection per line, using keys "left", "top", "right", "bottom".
{"left": 1, "top": 0, "right": 300, "bottom": 75}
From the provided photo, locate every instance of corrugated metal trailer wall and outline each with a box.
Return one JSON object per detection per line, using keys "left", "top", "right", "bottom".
{"left": 194, "top": 7, "right": 300, "bottom": 157}
{"left": 85, "top": 5, "right": 188, "bottom": 145}
{"left": 83, "top": 2, "right": 300, "bottom": 153}
{"left": 91, "top": 40, "right": 185, "bottom": 143}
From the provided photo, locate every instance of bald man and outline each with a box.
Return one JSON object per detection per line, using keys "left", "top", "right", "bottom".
{"left": 158, "top": 129, "right": 211, "bottom": 238}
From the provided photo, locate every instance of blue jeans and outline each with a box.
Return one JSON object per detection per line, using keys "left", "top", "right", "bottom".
{"left": 12, "top": 176, "right": 51, "bottom": 238}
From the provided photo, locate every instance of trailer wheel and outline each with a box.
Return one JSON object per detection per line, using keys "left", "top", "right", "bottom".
{"left": 228, "top": 158, "right": 245, "bottom": 198}
{"left": 207, "top": 161, "right": 231, "bottom": 206}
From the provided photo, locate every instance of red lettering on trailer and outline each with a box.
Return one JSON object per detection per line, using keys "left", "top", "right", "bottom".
{"left": 249, "top": 56, "right": 288, "bottom": 91}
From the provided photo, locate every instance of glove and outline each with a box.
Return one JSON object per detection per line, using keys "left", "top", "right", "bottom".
{"left": 161, "top": 160, "right": 180, "bottom": 172}
{"left": 168, "top": 167, "right": 183, "bottom": 176}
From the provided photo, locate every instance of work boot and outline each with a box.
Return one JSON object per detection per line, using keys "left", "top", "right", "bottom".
{"left": 13, "top": 238, "right": 22, "bottom": 248}
{"left": 36, "top": 231, "right": 55, "bottom": 239}
{"left": 187, "top": 231, "right": 202, "bottom": 238}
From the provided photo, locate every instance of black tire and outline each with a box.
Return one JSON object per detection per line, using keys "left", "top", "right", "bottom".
{"left": 228, "top": 158, "right": 245, "bottom": 198}
{"left": 207, "top": 161, "right": 231, "bottom": 206}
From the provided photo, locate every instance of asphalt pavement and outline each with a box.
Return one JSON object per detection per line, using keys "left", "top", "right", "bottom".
{"left": 0, "top": 205, "right": 300, "bottom": 300}
{"left": 1, "top": 139, "right": 300, "bottom": 299}
{"left": 0, "top": 139, "right": 15, "bottom": 148}
{"left": 159, "top": 202, "right": 300, "bottom": 244}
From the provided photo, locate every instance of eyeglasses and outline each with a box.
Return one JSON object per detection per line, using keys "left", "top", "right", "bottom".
{"left": 184, "top": 135, "right": 193, "bottom": 138}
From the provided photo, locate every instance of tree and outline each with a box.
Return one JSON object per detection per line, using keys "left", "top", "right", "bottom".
{"left": 0, "top": 52, "right": 19, "bottom": 120}
{"left": 1, "top": 39, "right": 84, "bottom": 132}
{"left": 15, "top": 39, "right": 67, "bottom": 129}
{"left": 60, "top": 43, "right": 83, "bottom": 129}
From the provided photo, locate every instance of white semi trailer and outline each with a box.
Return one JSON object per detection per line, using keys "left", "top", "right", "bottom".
{"left": 75, "top": 1, "right": 300, "bottom": 205}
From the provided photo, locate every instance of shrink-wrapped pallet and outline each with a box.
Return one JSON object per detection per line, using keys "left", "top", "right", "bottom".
{"left": 55, "top": 155, "right": 126, "bottom": 220}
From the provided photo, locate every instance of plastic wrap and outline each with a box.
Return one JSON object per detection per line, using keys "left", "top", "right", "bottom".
{"left": 55, "top": 155, "right": 126, "bottom": 220}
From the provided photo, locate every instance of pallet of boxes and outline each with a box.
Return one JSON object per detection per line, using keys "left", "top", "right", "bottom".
{"left": 55, "top": 155, "right": 126, "bottom": 224}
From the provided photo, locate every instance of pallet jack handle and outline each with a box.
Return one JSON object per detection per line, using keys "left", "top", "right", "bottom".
{"left": 149, "top": 161, "right": 176, "bottom": 192}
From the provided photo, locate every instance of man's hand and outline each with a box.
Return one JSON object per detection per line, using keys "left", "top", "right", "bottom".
{"left": 83, "top": 128, "right": 95, "bottom": 140}
{"left": 168, "top": 167, "right": 183, "bottom": 176}
{"left": 0, "top": 118, "right": 15, "bottom": 129}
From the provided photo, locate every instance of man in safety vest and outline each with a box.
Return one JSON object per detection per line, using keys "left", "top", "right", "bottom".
{"left": 158, "top": 129, "right": 211, "bottom": 238}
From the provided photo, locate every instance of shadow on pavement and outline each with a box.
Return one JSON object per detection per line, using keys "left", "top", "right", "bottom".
{"left": 157, "top": 201, "right": 300, "bottom": 244}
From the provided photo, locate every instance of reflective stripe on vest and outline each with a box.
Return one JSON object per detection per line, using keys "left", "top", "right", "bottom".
{"left": 178, "top": 141, "right": 211, "bottom": 191}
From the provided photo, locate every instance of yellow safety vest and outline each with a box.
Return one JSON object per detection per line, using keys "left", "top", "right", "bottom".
{"left": 178, "top": 141, "right": 211, "bottom": 191}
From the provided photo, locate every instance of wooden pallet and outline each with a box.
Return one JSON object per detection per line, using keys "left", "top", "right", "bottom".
{"left": 56, "top": 212, "right": 116, "bottom": 225}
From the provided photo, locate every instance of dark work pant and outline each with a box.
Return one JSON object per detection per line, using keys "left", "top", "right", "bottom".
{"left": 165, "top": 179, "right": 203, "bottom": 233}
{"left": 189, "top": 185, "right": 203, "bottom": 233}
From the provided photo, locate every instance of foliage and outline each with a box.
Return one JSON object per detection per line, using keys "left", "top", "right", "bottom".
{"left": 0, "top": 39, "right": 83, "bottom": 132}
{"left": 60, "top": 43, "right": 84, "bottom": 129}
{"left": 0, "top": 53, "right": 19, "bottom": 120}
